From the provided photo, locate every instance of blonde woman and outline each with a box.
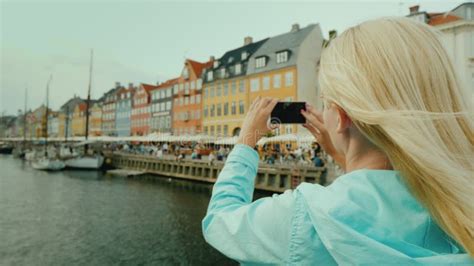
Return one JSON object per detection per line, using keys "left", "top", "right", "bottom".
{"left": 202, "top": 17, "right": 473, "bottom": 265}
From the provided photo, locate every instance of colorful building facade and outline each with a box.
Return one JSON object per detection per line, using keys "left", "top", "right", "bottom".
{"left": 131, "top": 83, "right": 154, "bottom": 136}
{"left": 101, "top": 84, "right": 120, "bottom": 136}
{"left": 202, "top": 37, "right": 267, "bottom": 137}
{"left": 71, "top": 102, "right": 87, "bottom": 136}
{"left": 172, "top": 59, "right": 212, "bottom": 135}
{"left": 115, "top": 84, "right": 134, "bottom": 137}
{"left": 89, "top": 102, "right": 102, "bottom": 136}
{"left": 150, "top": 79, "right": 175, "bottom": 134}
{"left": 246, "top": 23, "right": 324, "bottom": 135}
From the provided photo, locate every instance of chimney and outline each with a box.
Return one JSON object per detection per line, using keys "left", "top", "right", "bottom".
{"left": 244, "top": 36, "right": 253, "bottom": 45}
{"left": 291, "top": 23, "right": 300, "bottom": 32}
{"left": 409, "top": 5, "right": 420, "bottom": 14}
{"left": 209, "top": 56, "right": 215, "bottom": 62}
{"left": 128, "top": 82, "right": 133, "bottom": 89}
{"left": 115, "top": 82, "right": 121, "bottom": 88}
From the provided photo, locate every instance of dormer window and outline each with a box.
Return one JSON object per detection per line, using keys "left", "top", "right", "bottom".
{"left": 255, "top": 56, "right": 266, "bottom": 68}
{"left": 182, "top": 67, "right": 189, "bottom": 79}
{"left": 220, "top": 68, "right": 226, "bottom": 78}
{"left": 241, "top": 51, "right": 248, "bottom": 60}
{"left": 228, "top": 57, "right": 234, "bottom": 63}
{"left": 213, "top": 61, "right": 219, "bottom": 68}
{"left": 235, "top": 63, "right": 242, "bottom": 75}
{"left": 276, "top": 51, "right": 289, "bottom": 64}
{"left": 207, "top": 71, "right": 214, "bottom": 81}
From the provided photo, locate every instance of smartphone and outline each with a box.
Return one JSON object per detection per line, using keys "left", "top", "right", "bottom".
{"left": 271, "top": 102, "right": 306, "bottom": 124}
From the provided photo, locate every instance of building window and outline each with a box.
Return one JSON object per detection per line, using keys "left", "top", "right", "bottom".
{"left": 263, "top": 76, "right": 270, "bottom": 90}
{"left": 190, "top": 81, "right": 195, "bottom": 90}
{"left": 220, "top": 68, "right": 226, "bottom": 78}
{"left": 235, "top": 64, "right": 242, "bottom": 75}
{"left": 241, "top": 52, "right": 248, "bottom": 60}
{"left": 285, "top": 71, "right": 294, "bottom": 87}
{"left": 255, "top": 57, "right": 266, "bottom": 68}
{"left": 207, "top": 71, "right": 213, "bottom": 81}
{"left": 204, "top": 126, "right": 208, "bottom": 134}
{"left": 190, "top": 95, "right": 195, "bottom": 104}
{"left": 223, "top": 125, "right": 228, "bottom": 136}
{"left": 217, "top": 104, "right": 222, "bottom": 116}
{"left": 216, "top": 125, "right": 221, "bottom": 135}
{"left": 273, "top": 74, "right": 281, "bottom": 89}
{"left": 231, "top": 101, "right": 236, "bottom": 115}
{"left": 166, "top": 88, "right": 172, "bottom": 97}
{"left": 223, "top": 83, "right": 228, "bottom": 96}
{"left": 210, "top": 126, "right": 215, "bottom": 136}
{"left": 216, "top": 84, "right": 222, "bottom": 97}
{"left": 239, "top": 80, "right": 245, "bottom": 93}
{"left": 210, "top": 85, "right": 215, "bottom": 97}
{"left": 203, "top": 87, "right": 208, "bottom": 98}
{"left": 231, "top": 80, "right": 237, "bottom": 95}
{"left": 166, "top": 101, "right": 171, "bottom": 110}
{"left": 239, "top": 100, "right": 245, "bottom": 114}
{"left": 196, "top": 94, "right": 201, "bottom": 104}
{"left": 276, "top": 51, "right": 289, "bottom": 63}
{"left": 250, "top": 78, "right": 260, "bottom": 92}
{"left": 210, "top": 104, "right": 215, "bottom": 117}
{"left": 204, "top": 105, "right": 208, "bottom": 117}
{"left": 196, "top": 79, "right": 202, "bottom": 90}
{"left": 224, "top": 103, "right": 229, "bottom": 115}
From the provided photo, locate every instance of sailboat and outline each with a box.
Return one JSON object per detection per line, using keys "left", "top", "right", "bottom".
{"left": 64, "top": 50, "right": 104, "bottom": 170}
{"left": 32, "top": 75, "right": 66, "bottom": 171}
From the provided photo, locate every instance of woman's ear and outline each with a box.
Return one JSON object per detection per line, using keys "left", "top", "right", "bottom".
{"left": 335, "top": 106, "right": 352, "bottom": 134}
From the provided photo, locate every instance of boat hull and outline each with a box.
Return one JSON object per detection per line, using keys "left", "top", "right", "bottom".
{"left": 32, "top": 159, "right": 66, "bottom": 171}
{"left": 65, "top": 156, "right": 104, "bottom": 170}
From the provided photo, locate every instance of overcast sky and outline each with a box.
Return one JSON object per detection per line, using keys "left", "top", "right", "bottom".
{"left": 0, "top": 0, "right": 466, "bottom": 115}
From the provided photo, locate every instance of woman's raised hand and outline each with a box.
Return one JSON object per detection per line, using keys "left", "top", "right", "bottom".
{"left": 237, "top": 97, "right": 278, "bottom": 148}
{"left": 301, "top": 103, "right": 346, "bottom": 169}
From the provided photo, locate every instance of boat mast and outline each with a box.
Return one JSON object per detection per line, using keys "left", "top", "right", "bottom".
{"left": 85, "top": 49, "right": 93, "bottom": 141}
{"left": 44, "top": 75, "right": 52, "bottom": 156}
{"left": 23, "top": 87, "right": 27, "bottom": 147}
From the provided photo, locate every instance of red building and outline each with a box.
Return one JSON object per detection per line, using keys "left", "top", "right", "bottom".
{"left": 131, "top": 83, "right": 155, "bottom": 136}
{"left": 172, "top": 58, "right": 213, "bottom": 135}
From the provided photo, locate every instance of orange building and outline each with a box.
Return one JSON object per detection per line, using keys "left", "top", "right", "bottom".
{"left": 172, "top": 59, "right": 213, "bottom": 135}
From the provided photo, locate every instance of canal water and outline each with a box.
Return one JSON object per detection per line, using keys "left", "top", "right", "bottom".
{"left": 0, "top": 155, "right": 271, "bottom": 265}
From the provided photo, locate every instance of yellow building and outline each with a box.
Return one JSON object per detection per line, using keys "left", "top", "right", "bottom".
{"left": 202, "top": 37, "right": 267, "bottom": 137}
{"left": 246, "top": 23, "right": 323, "bottom": 135}
{"left": 89, "top": 102, "right": 102, "bottom": 136}
{"left": 202, "top": 24, "right": 324, "bottom": 138}
{"left": 71, "top": 102, "right": 87, "bottom": 136}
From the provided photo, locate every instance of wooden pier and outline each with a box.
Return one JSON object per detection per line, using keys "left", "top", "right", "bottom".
{"left": 110, "top": 152, "right": 326, "bottom": 193}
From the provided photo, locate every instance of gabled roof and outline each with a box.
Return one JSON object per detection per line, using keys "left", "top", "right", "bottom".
{"left": 247, "top": 24, "right": 319, "bottom": 75}
{"left": 139, "top": 83, "right": 157, "bottom": 95}
{"left": 187, "top": 59, "right": 213, "bottom": 77}
{"left": 203, "top": 38, "right": 268, "bottom": 82}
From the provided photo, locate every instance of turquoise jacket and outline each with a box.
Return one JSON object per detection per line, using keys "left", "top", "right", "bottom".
{"left": 202, "top": 144, "right": 472, "bottom": 265}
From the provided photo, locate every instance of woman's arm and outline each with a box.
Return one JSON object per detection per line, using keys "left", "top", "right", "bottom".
{"left": 202, "top": 144, "right": 296, "bottom": 264}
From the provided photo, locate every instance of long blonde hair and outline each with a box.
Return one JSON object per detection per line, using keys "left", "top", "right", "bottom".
{"left": 319, "top": 17, "right": 474, "bottom": 256}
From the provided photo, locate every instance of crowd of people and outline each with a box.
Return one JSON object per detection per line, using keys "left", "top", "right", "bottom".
{"left": 106, "top": 141, "right": 329, "bottom": 172}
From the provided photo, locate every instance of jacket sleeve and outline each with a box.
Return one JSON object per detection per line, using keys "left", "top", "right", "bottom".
{"left": 202, "top": 144, "right": 296, "bottom": 264}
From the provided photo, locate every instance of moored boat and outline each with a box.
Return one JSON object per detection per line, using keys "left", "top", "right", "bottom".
{"left": 65, "top": 155, "right": 104, "bottom": 170}
{"left": 32, "top": 157, "right": 66, "bottom": 171}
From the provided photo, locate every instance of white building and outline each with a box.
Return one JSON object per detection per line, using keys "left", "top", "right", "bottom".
{"left": 408, "top": 3, "right": 474, "bottom": 110}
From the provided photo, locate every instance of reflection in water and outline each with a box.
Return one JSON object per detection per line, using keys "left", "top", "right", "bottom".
{"left": 1, "top": 155, "right": 273, "bottom": 265}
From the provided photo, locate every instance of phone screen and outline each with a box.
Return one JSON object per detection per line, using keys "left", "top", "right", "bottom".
{"left": 271, "top": 102, "right": 306, "bottom": 124}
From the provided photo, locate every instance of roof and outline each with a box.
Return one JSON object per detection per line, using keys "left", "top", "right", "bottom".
{"left": 187, "top": 59, "right": 213, "bottom": 77}
{"left": 247, "top": 24, "right": 319, "bottom": 75}
{"left": 140, "top": 83, "right": 157, "bottom": 93}
{"left": 203, "top": 38, "right": 268, "bottom": 82}
{"left": 60, "top": 96, "right": 86, "bottom": 112}
{"left": 156, "top": 77, "right": 179, "bottom": 89}
{"left": 429, "top": 14, "right": 461, "bottom": 26}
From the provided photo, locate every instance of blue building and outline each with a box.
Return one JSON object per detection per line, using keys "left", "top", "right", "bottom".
{"left": 115, "top": 84, "right": 134, "bottom": 137}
